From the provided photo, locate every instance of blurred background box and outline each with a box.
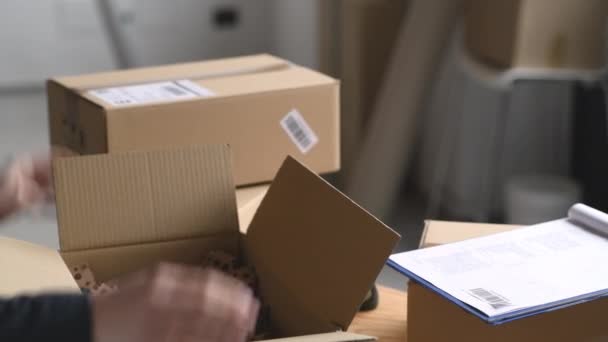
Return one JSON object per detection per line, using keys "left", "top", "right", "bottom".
{"left": 465, "top": 0, "right": 608, "bottom": 69}
{"left": 319, "top": 0, "right": 409, "bottom": 181}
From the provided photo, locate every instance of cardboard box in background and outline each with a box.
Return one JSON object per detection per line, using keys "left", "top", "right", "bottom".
{"left": 47, "top": 54, "right": 340, "bottom": 187}
{"left": 465, "top": 0, "right": 608, "bottom": 70}
{"left": 319, "top": 0, "right": 408, "bottom": 182}
{"left": 2, "top": 145, "right": 399, "bottom": 341}
{"left": 419, "top": 220, "right": 520, "bottom": 248}
{"left": 410, "top": 220, "right": 608, "bottom": 341}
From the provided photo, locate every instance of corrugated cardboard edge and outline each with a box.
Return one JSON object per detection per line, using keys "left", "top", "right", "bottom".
{"left": 53, "top": 144, "right": 239, "bottom": 252}
{"left": 259, "top": 332, "right": 375, "bottom": 342}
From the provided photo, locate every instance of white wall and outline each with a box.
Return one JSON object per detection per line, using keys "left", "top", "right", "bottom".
{"left": 0, "top": 0, "right": 116, "bottom": 87}
{"left": 105, "top": 0, "right": 275, "bottom": 67}
{"left": 0, "top": 0, "right": 320, "bottom": 84}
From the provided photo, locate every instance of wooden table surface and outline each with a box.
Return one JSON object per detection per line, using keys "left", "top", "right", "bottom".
{"left": 349, "top": 286, "right": 408, "bottom": 342}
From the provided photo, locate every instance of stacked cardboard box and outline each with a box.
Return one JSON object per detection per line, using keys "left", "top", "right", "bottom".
{"left": 409, "top": 221, "right": 608, "bottom": 341}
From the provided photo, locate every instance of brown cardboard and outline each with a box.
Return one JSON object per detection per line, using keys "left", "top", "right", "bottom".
{"left": 48, "top": 145, "right": 398, "bottom": 340}
{"left": 53, "top": 144, "right": 238, "bottom": 252}
{"left": 246, "top": 157, "right": 399, "bottom": 336}
{"left": 419, "top": 220, "right": 520, "bottom": 248}
{"left": 47, "top": 54, "right": 340, "bottom": 187}
{"left": 465, "top": 0, "right": 608, "bottom": 69}
{"left": 408, "top": 282, "right": 608, "bottom": 341}
{"left": 236, "top": 184, "right": 269, "bottom": 233}
{"left": 0, "top": 238, "right": 79, "bottom": 297}
{"left": 410, "top": 220, "right": 608, "bottom": 341}
{"left": 333, "top": 0, "right": 409, "bottom": 173}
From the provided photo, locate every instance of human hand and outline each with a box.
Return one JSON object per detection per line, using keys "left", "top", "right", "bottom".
{"left": 0, "top": 153, "right": 53, "bottom": 219}
{"left": 92, "top": 263, "right": 260, "bottom": 342}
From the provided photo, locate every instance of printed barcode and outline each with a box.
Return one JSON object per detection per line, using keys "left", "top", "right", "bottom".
{"left": 163, "top": 86, "right": 187, "bottom": 96}
{"left": 280, "top": 109, "right": 318, "bottom": 154}
{"left": 285, "top": 116, "right": 312, "bottom": 149}
{"left": 469, "top": 288, "right": 511, "bottom": 309}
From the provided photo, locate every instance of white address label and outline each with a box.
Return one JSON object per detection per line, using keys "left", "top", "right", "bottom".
{"left": 280, "top": 109, "right": 319, "bottom": 154}
{"left": 88, "top": 79, "right": 215, "bottom": 107}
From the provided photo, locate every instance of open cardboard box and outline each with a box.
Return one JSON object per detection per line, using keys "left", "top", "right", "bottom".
{"left": 0, "top": 184, "right": 269, "bottom": 297}
{"left": 409, "top": 220, "right": 608, "bottom": 341}
{"left": 47, "top": 54, "right": 340, "bottom": 187}
{"left": 1, "top": 145, "right": 399, "bottom": 342}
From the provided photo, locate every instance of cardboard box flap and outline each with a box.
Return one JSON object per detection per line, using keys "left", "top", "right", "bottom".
{"left": 52, "top": 54, "right": 291, "bottom": 91}
{"left": 53, "top": 145, "right": 239, "bottom": 252}
{"left": 246, "top": 157, "right": 400, "bottom": 335}
{"left": 0, "top": 237, "right": 79, "bottom": 297}
{"left": 260, "top": 332, "right": 375, "bottom": 342}
{"left": 420, "top": 220, "right": 520, "bottom": 248}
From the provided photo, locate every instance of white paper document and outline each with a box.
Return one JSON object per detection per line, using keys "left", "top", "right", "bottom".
{"left": 389, "top": 204, "right": 608, "bottom": 323}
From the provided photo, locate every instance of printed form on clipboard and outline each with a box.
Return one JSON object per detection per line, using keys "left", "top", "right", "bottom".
{"left": 388, "top": 204, "right": 608, "bottom": 325}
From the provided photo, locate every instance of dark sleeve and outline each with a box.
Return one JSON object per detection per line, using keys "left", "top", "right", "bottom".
{"left": 0, "top": 294, "right": 92, "bottom": 342}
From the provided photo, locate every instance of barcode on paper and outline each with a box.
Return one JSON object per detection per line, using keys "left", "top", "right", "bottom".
{"left": 468, "top": 288, "right": 512, "bottom": 309}
{"left": 280, "top": 110, "right": 319, "bottom": 154}
{"left": 162, "top": 85, "right": 187, "bottom": 96}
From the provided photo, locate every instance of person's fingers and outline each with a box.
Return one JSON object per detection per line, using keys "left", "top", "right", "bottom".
{"left": 113, "top": 267, "right": 153, "bottom": 291}
{"left": 168, "top": 268, "right": 259, "bottom": 341}
{"left": 174, "top": 314, "right": 251, "bottom": 342}
{"left": 119, "top": 262, "right": 183, "bottom": 293}
{"left": 180, "top": 316, "right": 224, "bottom": 342}
{"left": 30, "top": 154, "right": 52, "bottom": 190}
{"left": 11, "top": 158, "right": 44, "bottom": 207}
{"left": 5, "top": 154, "right": 53, "bottom": 209}
{"left": 218, "top": 325, "right": 250, "bottom": 342}
{"left": 247, "top": 297, "right": 261, "bottom": 335}
{"left": 203, "top": 271, "right": 259, "bottom": 340}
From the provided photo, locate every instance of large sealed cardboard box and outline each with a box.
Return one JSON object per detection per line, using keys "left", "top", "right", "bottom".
{"left": 1, "top": 145, "right": 398, "bottom": 341}
{"left": 465, "top": 0, "right": 608, "bottom": 69}
{"left": 47, "top": 54, "right": 340, "bottom": 186}
{"left": 409, "top": 221, "right": 608, "bottom": 341}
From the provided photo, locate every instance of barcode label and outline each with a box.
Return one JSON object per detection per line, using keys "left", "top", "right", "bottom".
{"left": 88, "top": 80, "right": 214, "bottom": 107}
{"left": 162, "top": 85, "right": 187, "bottom": 96}
{"left": 468, "top": 288, "right": 512, "bottom": 309}
{"left": 280, "top": 109, "right": 319, "bottom": 154}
